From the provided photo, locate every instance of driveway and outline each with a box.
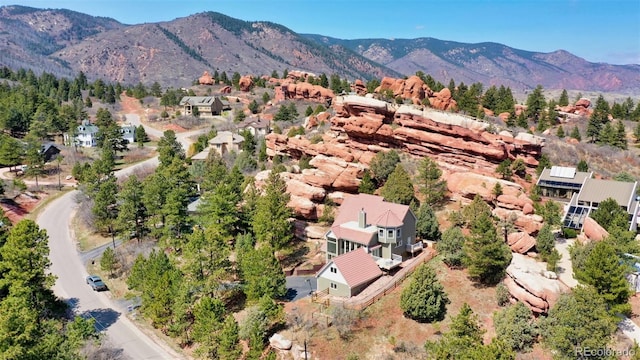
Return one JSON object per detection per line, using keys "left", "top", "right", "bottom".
{"left": 286, "top": 276, "right": 317, "bottom": 301}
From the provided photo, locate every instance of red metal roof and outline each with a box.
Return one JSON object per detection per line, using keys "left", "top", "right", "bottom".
{"left": 330, "top": 224, "right": 377, "bottom": 246}
{"left": 332, "top": 248, "right": 383, "bottom": 288}
{"left": 374, "top": 209, "right": 404, "bottom": 227}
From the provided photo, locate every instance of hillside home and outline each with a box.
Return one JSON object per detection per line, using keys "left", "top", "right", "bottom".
{"left": 236, "top": 117, "right": 271, "bottom": 137}
{"left": 316, "top": 248, "right": 383, "bottom": 297}
{"left": 41, "top": 143, "right": 60, "bottom": 163}
{"left": 536, "top": 166, "right": 592, "bottom": 200}
{"left": 64, "top": 120, "right": 99, "bottom": 148}
{"left": 562, "top": 177, "right": 639, "bottom": 232}
{"left": 208, "top": 131, "right": 244, "bottom": 156}
{"left": 324, "top": 194, "right": 421, "bottom": 270}
{"left": 179, "top": 96, "right": 224, "bottom": 117}
{"left": 119, "top": 123, "right": 136, "bottom": 143}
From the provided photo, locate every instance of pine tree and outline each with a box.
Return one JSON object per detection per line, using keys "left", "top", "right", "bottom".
{"left": 464, "top": 212, "right": 512, "bottom": 285}
{"left": 218, "top": 315, "right": 242, "bottom": 360}
{"left": 240, "top": 245, "right": 287, "bottom": 301}
{"left": 525, "top": 85, "right": 546, "bottom": 122}
{"left": 116, "top": 175, "right": 147, "bottom": 241}
{"left": 400, "top": 264, "right": 450, "bottom": 322}
{"left": 579, "top": 241, "right": 631, "bottom": 313}
{"left": 614, "top": 120, "right": 627, "bottom": 149}
{"left": 558, "top": 89, "right": 569, "bottom": 107}
{"left": 252, "top": 170, "right": 293, "bottom": 250}
{"left": 415, "top": 203, "right": 440, "bottom": 241}
{"left": 496, "top": 159, "right": 513, "bottom": 180}
{"left": 576, "top": 159, "right": 589, "bottom": 172}
{"left": 536, "top": 224, "right": 555, "bottom": 259}
{"left": 92, "top": 175, "right": 118, "bottom": 232}
{"left": 570, "top": 125, "right": 582, "bottom": 141}
{"left": 417, "top": 157, "right": 447, "bottom": 207}
{"left": 192, "top": 296, "right": 226, "bottom": 359}
{"left": 157, "top": 130, "right": 184, "bottom": 167}
{"left": 587, "top": 95, "right": 610, "bottom": 142}
{"left": 369, "top": 150, "right": 400, "bottom": 185}
{"left": 635, "top": 121, "right": 640, "bottom": 143}
{"left": 358, "top": 170, "right": 376, "bottom": 194}
{"left": 100, "top": 246, "right": 117, "bottom": 277}
{"left": 494, "top": 302, "right": 538, "bottom": 352}
{"left": 556, "top": 125, "right": 565, "bottom": 138}
{"left": 439, "top": 226, "right": 466, "bottom": 268}
{"left": 381, "top": 164, "right": 416, "bottom": 206}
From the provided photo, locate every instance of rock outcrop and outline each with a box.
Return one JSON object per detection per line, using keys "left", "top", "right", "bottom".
{"left": 374, "top": 76, "right": 457, "bottom": 110}
{"left": 274, "top": 81, "right": 335, "bottom": 104}
{"left": 582, "top": 217, "right": 609, "bottom": 242}
{"left": 558, "top": 98, "right": 592, "bottom": 118}
{"left": 238, "top": 75, "right": 254, "bottom": 92}
{"left": 198, "top": 71, "right": 214, "bottom": 85}
{"left": 269, "top": 333, "right": 292, "bottom": 350}
{"left": 507, "top": 232, "right": 537, "bottom": 254}
{"left": 505, "top": 254, "right": 568, "bottom": 314}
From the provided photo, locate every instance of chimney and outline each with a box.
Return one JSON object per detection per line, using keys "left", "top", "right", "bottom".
{"left": 358, "top": 208, "right": 366, "bottom": 228}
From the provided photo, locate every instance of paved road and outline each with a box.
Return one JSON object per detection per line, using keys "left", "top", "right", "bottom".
{"left": 38, "top": 191, "right": 181, "bottom": 359}
{"left": 285, "top": 276, "right": 317, "bottom": 301}
{"left": 31, "top": 116, "right": 211, "bottom": 359}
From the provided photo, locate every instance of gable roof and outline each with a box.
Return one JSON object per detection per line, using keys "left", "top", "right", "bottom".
{"left": 333, "top": 193, "right": 412, "bottom": 229}
{"left": 179, "top": 96, "right": 221, "bottom": 106}
{"left": 237, "top": 117, "right": 270, "bottom": 129}
{"left": 537, "top": 167, "right": 591, "bottom": 186}
{"left": 77, "top": 120, "right": 98, "bottom": 135}
{"left": 331, "top": 248, "right": 382, "bottom": 288}
{"left": 209, "top": 131, "right": 244, "bottom": 145}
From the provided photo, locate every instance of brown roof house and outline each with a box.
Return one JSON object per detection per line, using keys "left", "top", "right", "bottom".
{"left": 208, "top": 131, "right": 244, "bottom": 157}
{"left": 237, "top": 117, "right": 271, "bottom": 137}
{"left": 180, "top": 96, "right": 224, "bottom": 117}
{"left": 316, "top": 194, "right": 422, "bottom": 297}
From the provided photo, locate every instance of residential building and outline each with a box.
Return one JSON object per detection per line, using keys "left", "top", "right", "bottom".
{"left": 119, "top": 124, "right": 136, "bottom": 144}
{"left": 207, "top": 131, "right": 244, "bottom": 156}
{"left": 179, "top": 96, "right": 224, "bottom": 117}
{"left": 562, "top": 178, "right": 639, "bottom": 232}
{"left": 324, "top": 194, "right": 421, "bottom": 271}
{"left": 536, "top": 166, "right": 592, "bottom": 200}
{"left": 64, "top": 120, "right": 99, "bottom": 147}
{"left": 316, "top": 248, "right": 383, "bottom": 297}
{"left": 40, "top": 143, "right": 61, "bottom": 162}
{"left": 236, "top": 117, "right": 271, "bottom": 137}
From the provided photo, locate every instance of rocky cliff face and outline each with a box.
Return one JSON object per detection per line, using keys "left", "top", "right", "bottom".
{"left": 266, "top": 94, "right": 545, "bottom": 226}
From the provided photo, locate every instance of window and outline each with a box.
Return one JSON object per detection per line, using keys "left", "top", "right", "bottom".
{"left": 327, "top": 240, "right": 337, "bottom": 254}
{"left": 378, "top": 228, "right": 384, "bottom": 238}
{"left": 330, "top": 267, "right": 337, "bottom": 273}
{"left": 330, "top": 283, "right": 337, "bottom": 289}
{"left": 388, "top": 229, "right": 394, "bottom": 238}
{"left": 397, "top": 228, "right": 402, "bottom": 238}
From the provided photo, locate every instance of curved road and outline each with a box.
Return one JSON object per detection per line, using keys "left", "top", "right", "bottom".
{"left": 32, "top": 115, "right": 211, "bottom": 359}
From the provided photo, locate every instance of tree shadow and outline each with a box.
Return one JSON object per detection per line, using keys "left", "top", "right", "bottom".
{"left": 80, "top": 308, "right": 121, "bottom": 331}
{"left": 284, "top": 288, "right": 299, "bottom": 301}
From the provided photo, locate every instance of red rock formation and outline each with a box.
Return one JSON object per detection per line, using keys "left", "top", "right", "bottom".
{"left": 505, "top": 253, "right": 568, "bottom": 314}
{"left": 220, "top": 85, "right": 232, "bottom": 94}
{"left": 582, "top": 217, "right": 609, "bottom": 242}
{"left": 198, "top": 71, "right": 214, "bottom": 85}
{"left": 508, "top": 232, "right": 537, "bottom": 254}
{"left": 558, "top": 98, "right": 592, "bottom": 117}
{"left": 238, "top": 75, "right": 254, "bottom": 92}
{"left": 429, "top": 88, "right": 457, "bottom": 111}
{"left": 352, "top": 79, "right": 367, "bottom": 95}
{"left": 274, "top": 81, "right": 335, "bottom": 104}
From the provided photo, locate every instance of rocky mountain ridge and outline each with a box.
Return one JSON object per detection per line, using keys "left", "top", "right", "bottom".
{"left": 0, "top": 5, "right": 638, "bottom": 94}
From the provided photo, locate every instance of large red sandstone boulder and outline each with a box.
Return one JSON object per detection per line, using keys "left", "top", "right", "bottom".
{"left": 276, "top": 81, "right": 335, "bottom": 103}
{"left": 429, "top": 88, "right": 457, "bottom": 111}
{"left": 288, "top": 195, "right": 318, "bottom": 219}
{"left": 198, "top": 71, "right": 214, "bottom": 85}
{"left": 285, "top": 178, "right": 326, "bottom": 202}
{"left": 352, "top": 79, "right": 367, "bottom": 95}
{"left": 493, "top": 208, "right": 544, "bottom": 235}
{"left": 575, "top": 98, "right": 591, "bottom": 109}
{"left": 305, "top": 155, "right": 366, "bottom": 192}
{"left": 505, "top": 254, "right": 568, "bottom": 314}
{"left": 508, "top": 232, "right": 537, "bottom": 254}
{"left": 497, "top": 194, "right": 534, "bottom": 211}
{"left": 220, "top": 85, "right": 232, "bottom": 94}
{"left": 582, "top": 217, "right": 609, "bottom": 242}
{"left": 238, "top": 75, "right": 254, "bottom": 92}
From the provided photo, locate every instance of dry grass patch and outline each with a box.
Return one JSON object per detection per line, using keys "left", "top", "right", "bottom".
{"left": 71, "top": 213, "right": 112, "bottom": 252}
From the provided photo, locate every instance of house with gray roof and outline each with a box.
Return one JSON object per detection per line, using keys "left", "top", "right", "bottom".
{"left": 536, "top": 166, "right": 592, "bottom": 200}
{"left": 562, "top": 177, "right": 639, "bottom": 232}
{"left": 180, "top": 96, "right": 224, "bottom": 117}
{"left": 323, "top": 193, "right": 422, "bottom": 271}
{"left": 64, "top": 120, "right": 99, "bottom": 147}
{"left": 236, "top": 117, "right": 271, "bottom": 137}
{"left": 208, "top": 131, "right": 244, "bottom": 157}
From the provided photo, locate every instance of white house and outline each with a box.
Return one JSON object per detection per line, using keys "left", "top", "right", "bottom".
{"left": 64, "top": 120, "right": 99, "bottom": 148}
{"left": 119, "top": 124, "right": 136, "bottom": 144}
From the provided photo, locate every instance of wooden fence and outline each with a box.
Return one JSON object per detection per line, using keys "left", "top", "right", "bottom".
{"left": 311, "top": 248, "right": 436, "bottom": 311}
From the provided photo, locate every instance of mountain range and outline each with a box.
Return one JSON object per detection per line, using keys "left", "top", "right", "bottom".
{"left": 1, "top": 5, "right": 639, "bottom": 94}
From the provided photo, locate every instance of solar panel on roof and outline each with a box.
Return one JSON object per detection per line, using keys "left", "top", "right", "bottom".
{"left": 549, "top": 166, "right": 576, "bottom": 179}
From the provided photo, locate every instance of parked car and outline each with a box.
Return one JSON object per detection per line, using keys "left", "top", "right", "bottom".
{"left": 86, "top": 275, "right": 108, "bottom": 291}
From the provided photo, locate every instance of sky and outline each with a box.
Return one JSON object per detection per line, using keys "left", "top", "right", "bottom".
{"left": 2, "top": 0, "right": 639, "bottom": 65}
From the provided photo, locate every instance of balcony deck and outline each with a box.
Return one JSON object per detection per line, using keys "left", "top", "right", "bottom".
{"left": 373, "top": 253, "right": 402, "bottom": 270}
{"left": 406, "top": 241, "right": 423, "bottom": 254}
